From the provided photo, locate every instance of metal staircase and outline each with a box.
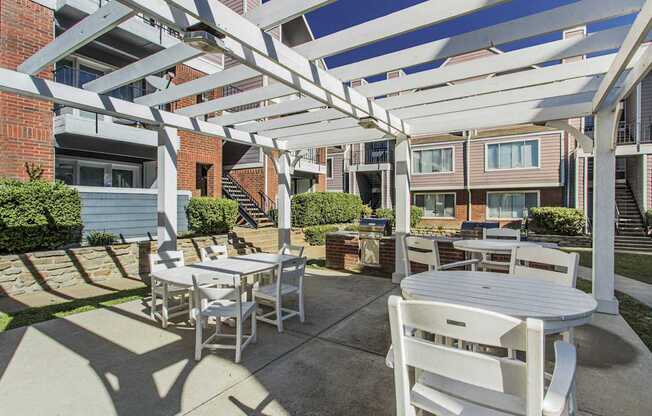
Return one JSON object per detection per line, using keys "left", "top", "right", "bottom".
{"left": 614, "top": 182, "right": 652, "bottom": 252}
{"left": 222, "top": 173, "right": 275, "bottom": 228}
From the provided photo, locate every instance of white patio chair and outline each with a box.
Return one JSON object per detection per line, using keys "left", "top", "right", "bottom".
{"left": 509, "top": 246, "right": 579, "bottom": 288}
{"left": 278, "top": 243, "right": 305, "bottom": 257}
{"left": 199, "top": 244, "right": 229, "bottom": 262}
{"left": 481, "top": 227, "right": 521, "bottom": 271}
{"left": 192, "top": 274, "right": 257, "bottom": 363}
{"left": 254, "top": 257, "right": 307, "bottom": 332}
{"left": 404, "top": 235, "right": 480, "bottom": 276}
{"left": 149, "top": 251, "right": 189, "bottom": 327}
{"left": 387, "top": 296, "right": 577, "bottom": 416}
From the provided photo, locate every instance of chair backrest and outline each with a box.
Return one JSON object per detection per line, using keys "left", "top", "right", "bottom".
{"left": 483, "top": 227, "right": 521, "bottom": 241}
{"left": 509, "top": 246, "right": 579, "bottom": 287}
{"left": 278, "top": 243, "right": 305, "bottom": 257}
{"left": 200, "top": 245, "right": 228, "bottom": 262}
{"left": 275, "top": 257, "right": 307, "bottom": 295}
{"left": 191, "top": 274, "right": 242, "bottom": 317}
{"left": 388, "top": 296, "right": 544, "bottom": 415}
{"left": 403, "top": 236, "right": 441, "bottom": 275}
{"left": 149, "top": 251, "right": 185, "bottom": 274}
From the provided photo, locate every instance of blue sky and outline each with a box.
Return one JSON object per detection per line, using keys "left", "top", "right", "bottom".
{"left": 267, "top": 0, "right": 636, "bottom": 82}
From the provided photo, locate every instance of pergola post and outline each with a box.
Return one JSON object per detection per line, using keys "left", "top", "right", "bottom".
{"left": 393, "top": 136, "right": 411, "bottom": 283}
{"left": 277, "top": 152, "right": 292, "bottom": 249}
{"left": 157, "top": 127, "right": 179, "bottom": 253}
{"left": 591, "top": 109, "right": 620, "bottom": 314}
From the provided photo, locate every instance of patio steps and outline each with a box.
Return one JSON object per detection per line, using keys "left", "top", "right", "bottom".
{"left": 222, "top": 174, "right": 275, "bottom": 229}
{"left": 229, "top": 227, "right": 306, "bottom": 254}
{"left": 615, "top": 183, "right": 647, "bottom": 238}
{"left": 614, "top": 235, "right": 652, "bottom": 252}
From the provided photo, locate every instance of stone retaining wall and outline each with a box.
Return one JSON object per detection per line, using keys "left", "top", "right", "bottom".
{"left": 0, "top": 235, "right": 228, "bottom": 297}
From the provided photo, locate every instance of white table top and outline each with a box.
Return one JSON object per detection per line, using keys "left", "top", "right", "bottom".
{"left": 453, "top": 239, "right": 554, "bottom": 253}
{"left": 401, "top": 271, "right": 597, "bottom": 327}
{"left": 151, "top": 253, "right": 295, "bottom": 287}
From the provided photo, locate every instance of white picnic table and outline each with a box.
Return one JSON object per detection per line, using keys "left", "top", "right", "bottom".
{"left": 453, "top": 239, "right": 556, "bottom": 255}
{"left": 401, "top": 270, "right": 597, "bottom": 334}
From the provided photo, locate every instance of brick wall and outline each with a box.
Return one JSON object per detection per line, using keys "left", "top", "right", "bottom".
{"left": 229, "top": 167, "right": 265, "bottom": 202}
{"left": 172, "top": 64, "right": 223, "bottom": 196}
{"left": 0, "top": 0, "right": 54, "bottom": 181}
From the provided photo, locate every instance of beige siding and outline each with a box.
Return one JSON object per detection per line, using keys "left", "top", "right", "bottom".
{"left": 327, "top": 153, "right": 345, "bottom": 191}
{"left": 411, "top": 142, "right": 465, "bottom": 190}
{"left": 469, "top": 133, "right": 562, "bottom": 187}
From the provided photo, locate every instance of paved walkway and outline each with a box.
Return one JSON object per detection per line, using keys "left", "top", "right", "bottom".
{"left": 578, "top": 266, "right": 652, "bottom": 307}
{"left": 0, "top": 269, "right": 650, "bottom": 415}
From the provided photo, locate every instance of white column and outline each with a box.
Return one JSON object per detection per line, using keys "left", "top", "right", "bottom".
{"left": 157, "top": 127, "right": 179, "bottom": 253}
{"left": 393, "top": 136, "right": 411, "bottom": 283}
{"left": 277, "top": 152, "right": 292, "bottom": 249}
{"left": 592, "top": 110, "right": 619, "bottom": 314}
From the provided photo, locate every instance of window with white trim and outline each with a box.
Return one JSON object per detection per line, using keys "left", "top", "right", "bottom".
{"left": 414, "top": 193, "right": 456, "bottom": 218}
{"left": 487, "top": 192, "right": 538, "bottom": 219}
{"left": 412, "top": 147, "right": 453, "bottom": 174}
{"left": 486, "top": 139, "right": 539, "bottom": 170}
{"left": 55, "top": 157, "right": 142, "bottom": 188}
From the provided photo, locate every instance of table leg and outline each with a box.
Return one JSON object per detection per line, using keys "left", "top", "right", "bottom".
{"left": 162, "top": 282, "right": 169, "bottom": 329}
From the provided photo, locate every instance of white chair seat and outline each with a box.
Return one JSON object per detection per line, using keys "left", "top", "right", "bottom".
{"left": 201, "top": 300, "right": 257, "bottom": 319}
{"left": 413, "top": 372, "right": 526, "bottom": 416}
{"left": 153, "top": 284, "right": 187, "bottom": 295}
{"left": 253, "top": 283, "right": 299, "bottom": 300}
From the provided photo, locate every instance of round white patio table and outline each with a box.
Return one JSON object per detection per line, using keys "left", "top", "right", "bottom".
{"left": 453, "top": 239, "right": 554, "bottom": 255}
{"left": 401, "top": 270, "right": 597, "bottom": 334}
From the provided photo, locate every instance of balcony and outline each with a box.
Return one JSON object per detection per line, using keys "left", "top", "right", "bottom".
{"left": 346, "top": 147, "right": 394, "bottom": 172}
{"left": 222, "top": 84, "right": 262, "bottom": 113}
{"left": 583, "top": 118, "right": 652, "bottom": 155}
{"left": 292, "top": 149, "right": 327, "bottom": 175}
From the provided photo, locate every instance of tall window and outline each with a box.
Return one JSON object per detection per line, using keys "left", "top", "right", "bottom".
{"left": 414, "top": 193, "right": 455, "bottom": 218}
{"left": 412, "top": 147, "right": 453, "bottom": 174}
{"left": 486, "top": 139, "right": 539, "bottom": 170}
{"left": 487, "top": 192, "right": 538, "bottom": 219}
{"left": 326, "top": 158, "right": 333, "bottom": 179}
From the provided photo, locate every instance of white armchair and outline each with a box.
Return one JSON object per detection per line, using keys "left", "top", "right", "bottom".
{"left": 404, "top": 235, "right": 480, "bottom": 276}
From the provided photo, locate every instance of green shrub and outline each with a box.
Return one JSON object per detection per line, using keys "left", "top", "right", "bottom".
{"left": 0, "top": 179, "right": 82, "bottom": 253}
{"left": 374, "top": 206, "right": 424, "bottom": 228}
{"left": 291, "top": 192, "right": 363, "bottom": 227}
{"left": 529, "top": 207, "right": 585, "bottom": 236}
{"left": 361, "top": 205, "right": 373, "bottom": 218}
{"left": 186, "top": 197, "right": 238, "bottom": 235}
{"left": 646, "top": 209, "right": 652, "bottom": 226}
{"left": 343, "top": 224, "right": 359, "bottom": 232}
{"left": 86, "top": 231, "right": 118, "bottom": 247}
{"left": 303, "top": 225, "right": 338, "bottom": 246}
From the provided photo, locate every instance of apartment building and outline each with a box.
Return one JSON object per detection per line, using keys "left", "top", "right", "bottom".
{"left": 0, "top": 0, "right": 326, "bottom": 238}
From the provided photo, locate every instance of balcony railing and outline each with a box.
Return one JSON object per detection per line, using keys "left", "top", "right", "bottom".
{"left": 296, "top": 149, "right": 322, "bottom": 165}
{"left": 583, "top": 119, "right": 652, "bottom": 146}
{"left": 222, "top": 84, "right": 261, "bottom": 113}
{"left": 347, "top": 149, "right": 394, "bottom": 165}
{"left": 96, "top": 0, "right": 181, "bottom": 41}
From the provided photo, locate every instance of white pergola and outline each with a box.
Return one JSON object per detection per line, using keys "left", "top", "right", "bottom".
{"left": 4, "top": 0, "right": 652, "bottom": 315}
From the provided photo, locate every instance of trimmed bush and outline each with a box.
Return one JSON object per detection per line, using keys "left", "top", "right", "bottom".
{"left": 374, "top": 206, "right": 424, "bottom": 228}
{"left": 529, "top": 207, "right": 585, "bottom": 236}
{"left": 361, "top": 205, "right": 373, "bottom": 218}
{"left": 0, "top": 179, "right": 83, "bottom": 253}
{"left": 186, "top": 197, "right": 238, "bottom": 235}
{"left": 291, "top": 192, "right": 363, "bottom": 227}
{"left": 303, "top": 225, "right": 338, "bottom": 246}
{"left": 646, "top": 209, "right": 652, "bottom": 226}
{"left": 86, "top": 231, "right": 118, "bottom": 247}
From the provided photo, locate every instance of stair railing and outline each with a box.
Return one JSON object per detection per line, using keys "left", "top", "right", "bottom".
{"left": 223, "top": 173, "right": 275, "bottom": 227}
{"left": 259, "top": 191, "right": 277, "bottom": 225}
{"left": 615, "top": 205, "right": 620, "bottom": 235}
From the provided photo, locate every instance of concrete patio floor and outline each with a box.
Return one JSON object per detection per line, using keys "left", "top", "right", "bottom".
{"left": 0, "top": 268, "right": 650, "bottom": 416}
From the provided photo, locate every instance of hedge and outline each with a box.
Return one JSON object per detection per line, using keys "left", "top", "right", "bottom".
{"left": 0, "top": 179, "right": 82, "bottom": 253}
{"left": 375, "top": 206, "right": 424, "bottom": 228}
{"left": 646, "top": 209, "right": 652, "bottom": 226}
{"left": 529, "top": 207, "right": 585, "bottom": 236}
{"left": 291, "top": 192, "right": 363, "bottom": 227}
{"left": 303, "top": 225, "right": 339, "bottom": 246}
{"left": 86, "top": 231, "right": 118, "bottom": 247}
{"left": 186, "top": 197, "right": 238, "bottom": 235}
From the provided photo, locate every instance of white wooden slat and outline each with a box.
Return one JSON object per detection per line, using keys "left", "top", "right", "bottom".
{"left": 0, "top": 68, "right": 282, "bottom": 150}
{"left": 330, "top": 0, "right": 645, "bottom": 81}
{"left": 83, "top": 43, "right": 203, "bottom": 93}
{"left": 606, "top": 45, "right": 652, "bottom": 108}
{"left": 175, "top": 83, "right": 296, "bottom": 117}
{"left": 209, "top": 97, "right": 325, "bottom": 127}
{"left": 357, "top": 25, "right": 637, "bottom": 98}
{"left": 163, "top": 0, "right": 407, "bottom": 136}
{"left": 293, "top": 0, "right": 510, "bottom": 60}
{"left": 244, "top": 0, "right": 337, "bottom": 29}
{"left": 135, "top": 65, "right": 260, "bottom": 106}
{"left": 283, "top": 127, "right": 390, "bottom": 150}
{"left": 18, "top": 2, "right": 135, "bottom": 75}
{"left": 261, "top": 117, "right": 359, "bottom": 139}
{"left": 236, "top": 108, "right": 344, "bottom": 133}
{"left": 593, "top": 0, "right": 652, "bottom": 112}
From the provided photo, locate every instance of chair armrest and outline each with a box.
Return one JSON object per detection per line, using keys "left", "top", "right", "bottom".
{"left": 438, "top": 258, "right": 481, "bottom": 271}
{"left": 385, "top": 345, "right": 394, "bottom": 369}
{"left": 543, "top": 341, "right": 577, "bottom": 416}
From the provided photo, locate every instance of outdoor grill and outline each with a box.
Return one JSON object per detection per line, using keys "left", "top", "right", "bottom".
{"left": 358, "top": 218, "right": 391, "bottom": 267}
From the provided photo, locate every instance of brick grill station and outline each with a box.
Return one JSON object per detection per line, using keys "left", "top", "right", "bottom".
{"left": 325, "top": 232, "right": 466, "bottom": 276}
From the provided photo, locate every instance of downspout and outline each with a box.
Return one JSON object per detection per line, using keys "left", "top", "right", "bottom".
{"left": 465, "top": 130, "right": 473, "bottom": 221}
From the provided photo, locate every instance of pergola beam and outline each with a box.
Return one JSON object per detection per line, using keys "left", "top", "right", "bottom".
{"left": 17, "top": 2, "right": 136, "bottom": 75}
{"left": 0, "top": 68, "right": 282, "bottom": 150}
{"left": 283, "top": 127, "right": 390, "bottom": 150}
{"left": 244, "top": 0, "right": 337, "bottom": 29}
{"left": 236, "top": 108, "right": 344, "bottom": 133}
{"left": 331, "top": 0, "right": 645, "bottom": 81}
{"left": 603, "top": 40, "right": 652, "bottom": 109}
{"left": 593, "top": 0, "right": 652, "bottom": 112}
{"left": 209, "top": 96, "right": 324, "bottom": 127}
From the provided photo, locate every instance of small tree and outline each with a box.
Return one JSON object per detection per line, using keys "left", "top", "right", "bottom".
{"left": 24, "top": 163, "right": 44, "bottom": 181}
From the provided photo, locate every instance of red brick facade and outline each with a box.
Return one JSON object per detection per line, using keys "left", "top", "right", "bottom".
{"left": 228, "top": 167, "right": 266, "bottom": 202}
{"left": 0, "top": 0, "right": 54, "bottom": 181}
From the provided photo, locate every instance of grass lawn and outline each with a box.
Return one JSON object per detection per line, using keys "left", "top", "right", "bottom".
{"left": 572, "top": 250, "right": 652, "bottom": 285}
{"left": 0, "top": 287, "right": 148, "bottom": 333}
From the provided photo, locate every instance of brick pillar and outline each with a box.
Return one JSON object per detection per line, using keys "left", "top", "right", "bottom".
{"left": 0, "top": 0, "right": 54, "bottom": 181}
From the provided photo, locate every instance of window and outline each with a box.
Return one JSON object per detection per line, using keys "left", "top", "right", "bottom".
{"left": 414, "top": 193, "right": 455, "bottom": 218}
{"left": 412, "top": 147, "right": 453, "bottom": 174}
{"left": 326, "top": 158, "right": 333, "bottom": 179}
{"left": 55, "top": 157, "right": 142, "bottom": 188}
{"left": 112, "top": 169, "right": 134, "bottom": 188}
{"left": 487, "top": 192, "right": 539, "bottom": 219}
{"left": 79, "top": 165, "right": 105, "bottom": 187}
{"left": 486, "top": 139, "right": 539, "bottom": 170}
